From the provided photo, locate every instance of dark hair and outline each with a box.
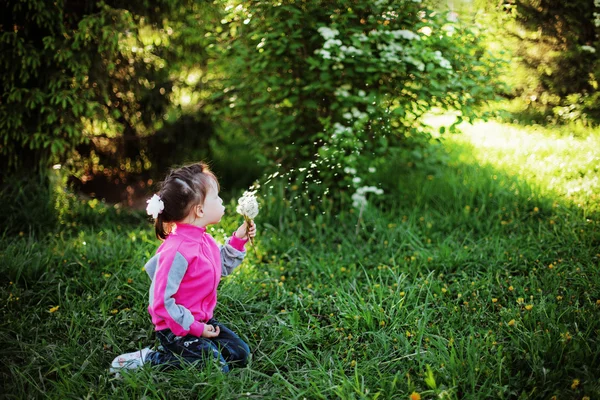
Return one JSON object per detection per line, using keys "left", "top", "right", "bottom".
{"left": 154, "top": 162, "right": 218, "bottom": 240}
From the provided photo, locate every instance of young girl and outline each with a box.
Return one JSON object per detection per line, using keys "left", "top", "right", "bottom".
{"left": 111, "top": 162, "right": 256, "bottom": 374}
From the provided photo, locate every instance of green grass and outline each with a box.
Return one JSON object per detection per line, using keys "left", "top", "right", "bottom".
{"left": 1, "top": 119, "right": 599, "bottom": 399}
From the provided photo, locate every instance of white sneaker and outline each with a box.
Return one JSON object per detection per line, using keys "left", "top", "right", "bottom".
{"left": 109, "top": 347, "right": 151, "bottom": 376}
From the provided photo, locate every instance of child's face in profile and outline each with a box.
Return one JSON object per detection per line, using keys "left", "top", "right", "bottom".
{"left": 201, "top": 178, "right": 225, "bottom": 225}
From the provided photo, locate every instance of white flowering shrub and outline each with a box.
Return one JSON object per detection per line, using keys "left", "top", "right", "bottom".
{"left": 214, "top": 0, "right": 503, "bottom": 204}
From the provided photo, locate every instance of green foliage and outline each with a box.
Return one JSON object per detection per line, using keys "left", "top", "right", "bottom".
{"left": 2, "top": 0, "right": 506, "bottom": 207}
{"left": 0, "top": 0, "right": 203, "bottom": 176}
{"left": 482, "top": 0, "right": 600, "bottom": 123}
{"left": 512, "top": 0, "right": 598, "bottom": 95}
{"left": 0, "top": 175, "right": 57, "bottom": 235}
{"left": 0, "top": 168, "right": 146, "bottom": 236}
{"left": 211, "top": 0, "right": 503, "bottom": 189}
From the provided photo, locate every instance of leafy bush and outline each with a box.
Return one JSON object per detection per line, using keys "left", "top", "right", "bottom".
{"left": 0, "top": 175, "right": 57, "bottom": 235}
{"left": 0, "top": 168, "right": 147, "bottom": 236}
{"left": 0, "top": 0, "right": 203, "bottom": 176}
{"left": 483, "top": 0, "right": 600, "bottom": 123}
{"left": 211, "top": 0, "right": 503, "bottom": 197}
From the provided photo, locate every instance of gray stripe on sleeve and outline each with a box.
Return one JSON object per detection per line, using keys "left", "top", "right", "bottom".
{"left": 145, "top": 254, "right": 159, "bottom": 307}
{"left": 220, "top": 239, "right": 246, "bottom": 276}
{"left": 163, "top": 252, "right": 194, "bottom": 330}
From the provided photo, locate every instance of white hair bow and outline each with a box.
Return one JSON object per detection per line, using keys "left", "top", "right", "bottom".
{"left": 146, "top": 194, "right": 164, "bottom": 219}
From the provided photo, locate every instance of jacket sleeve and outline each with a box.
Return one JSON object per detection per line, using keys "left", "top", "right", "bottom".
{"left": 149, "top": 250, "right": 205, "bottom": 337}
{"left": 219, "top": 233, "right": 247, "bottom": 276}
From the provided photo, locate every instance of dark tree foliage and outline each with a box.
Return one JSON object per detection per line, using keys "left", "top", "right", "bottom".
{"left": 0, "top": 0, "right": 202, "bottom": 179}
{"left": 505, "top": 0, "right": 600, "bottom": 119}
{"left": 513, "top": 0, "right": 597, "bottom": 95}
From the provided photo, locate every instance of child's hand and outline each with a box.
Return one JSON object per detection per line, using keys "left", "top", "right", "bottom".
{"left": 201, "top": 324, "right": 220, "bottom": 338}
{"left": 235, "top": 220, "right": 256, "bottom": 240}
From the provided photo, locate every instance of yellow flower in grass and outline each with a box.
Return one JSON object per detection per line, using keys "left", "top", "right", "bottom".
{"left": 492, "top": 298, "right": 498, "bottom": 303}
{"left": 507, "top": 319, "right": 516, "bottom": 327}
{"left": 49, "top": 306, "right": 60, "bottom": 313}
{"left": 409, "top": 392, "right": 421, "bottom": 400}
{"left": 571, "top": 379, "right": 580, "bottom": 389}
{"left": 561, "top": 331, "right": 572, "bottom": 342}
{"left": 525, "top": 304, "right": 533, "bottom": 311}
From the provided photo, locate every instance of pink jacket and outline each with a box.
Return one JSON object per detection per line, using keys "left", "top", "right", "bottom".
{"left": 144, "top": 223, "right": 247, "bottom": 337}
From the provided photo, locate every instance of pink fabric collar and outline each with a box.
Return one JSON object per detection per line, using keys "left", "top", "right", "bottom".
{"left": 172, "top": 223, "right": 207, "bottom": 242}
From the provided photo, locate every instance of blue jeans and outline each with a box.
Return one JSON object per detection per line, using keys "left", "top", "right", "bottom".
{"left": 147, "top": 319, "right": 250, "bottom": 373}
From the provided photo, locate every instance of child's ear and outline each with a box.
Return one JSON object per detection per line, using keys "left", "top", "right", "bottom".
{"left": 197, "top": 206, "right": 204, "bottom": 217}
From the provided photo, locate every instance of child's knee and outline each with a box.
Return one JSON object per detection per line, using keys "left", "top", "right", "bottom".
{"left": 236, "top": 342, "right": 251, "bottom": 366}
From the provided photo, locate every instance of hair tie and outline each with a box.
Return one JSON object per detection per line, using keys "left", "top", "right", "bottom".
{"left": 146, "top": 194, "right": 165, "bottom": 219}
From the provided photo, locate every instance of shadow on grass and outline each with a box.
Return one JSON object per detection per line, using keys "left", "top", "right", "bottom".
{"left": 376, "top": 129, "right": 598, "bottom": 269}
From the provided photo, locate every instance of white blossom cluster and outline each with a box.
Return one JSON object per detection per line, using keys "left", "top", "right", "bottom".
{"left": 379, "top": 42, "right": 404, "bottom": 63}
{"left": 316, "top": 42, "right": 363, "bottom": 61}
{"left": 317, "top": 26, "right": 422, "bottom": 64}
{"left": 317, "top": 27, "right": 339, "bottom": 40}
{"left": 433, "top": 50, "right": 453, "bottom": 70}
{"left": 342, "top": 107, "right": 368, "bottom": 121}
{"left": 334, "top": 86, "right": 351, "bottom": 98}
{"left": 352, "top": 186, "right": 384, "bottom": 209}
{"left": 402, "top": 55, "right": 425, "bottom": 71}
{"left": 390, "top": 30, "right": 421, "bottom": 41}
{"left": 339, "top": 45, "right": 363, "bottom": 56}
{"left": 343, "top": 167, "right": 383, "bottom": 208}
{"left": 369, "top": 29, "right": 420, "bottom": 41}
{"left": 334, "top": 86, "right": 367, "bottom": 100}
{"left": 332, "top": 122, "right": 353, "bottom": 139}
{"left": 581, "top": 45, "right": 596, "bottom": 54}
{"left": 323, "top": 39, "right": 342, "bottom": 49}
{"left": 315, "top": 24, "right": 432, "bottom": 74}
{"left": 354, "top": 33, "right": 369, "bottom": 42}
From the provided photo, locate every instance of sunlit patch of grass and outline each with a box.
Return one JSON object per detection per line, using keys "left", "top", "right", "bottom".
{"left": 452, "top": 120, "right": 600, "bottom": 212}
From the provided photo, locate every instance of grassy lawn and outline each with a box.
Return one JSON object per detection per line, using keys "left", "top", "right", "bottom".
{"left": 1, "top": 119, "right": 599, "bottom": 399}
